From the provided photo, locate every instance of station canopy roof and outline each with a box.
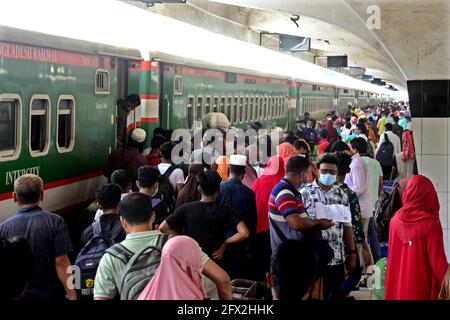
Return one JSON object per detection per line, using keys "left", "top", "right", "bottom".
{"left": 0, "top": 0, "right": 400, "bottom": 97}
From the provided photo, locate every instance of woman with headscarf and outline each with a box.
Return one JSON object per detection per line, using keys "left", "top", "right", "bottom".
{"left": 175, "top": 164, "right": 204, "bottom": 208}
{"left": 385, "top": 175, "right": 450, "bottom": 300}
{"left": 250, "top": 156, "right": 285, "bottom": 280}
{"left": 391, "top": 130, "right": 417, "bottom": 180}
{"left": 138, "top": 236, "right": 206, "bottom": 300}
{"left": 277, "top": 142, "right": 297, "bottom": 170}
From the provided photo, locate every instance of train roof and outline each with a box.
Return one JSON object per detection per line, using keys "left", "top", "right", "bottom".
{"left": 0, "top": 25, "right": 142, "bottom": 60}
{"left": 0, "top": 0, "right": 397, "bottom": 97}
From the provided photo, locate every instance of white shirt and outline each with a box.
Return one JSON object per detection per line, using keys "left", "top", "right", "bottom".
{"left": 376, "top": 131, "right": 401, "bottom": 156}
{"left": 157, "top": 163, "right": 185, "bottom": 190}
{"left": 94, "top": 193, "right": 128, "bottom": 222}
{"left": 344, "top": 154, "right": 372, "bottom": 219}
{"left": 361, "top": 156, "right": 383, "bottom": 212}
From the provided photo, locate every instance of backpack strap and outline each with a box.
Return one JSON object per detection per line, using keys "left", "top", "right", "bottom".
{"left": 92, "top": 220, "right": 103, "bottom": 237}
{"left": 384, "top": 133, "right": 390, "bottom": 143}
{"left": 111, "top": 220, "right": 125, "bottom": 240}
{"left": 156, "top": 233, "right": 170, "bottom": 249}
{"left": 269, "top": 217, "right": 288, "bottom": 242}
{"left": 163, "top": 165, "right": 176, "bottom": 179}
{"left": 105, "top": 243, "right": 134, "bottom": 264}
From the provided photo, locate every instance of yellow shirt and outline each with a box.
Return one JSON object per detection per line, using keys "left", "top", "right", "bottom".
{"left": 377, "top": 117, "right": 387, "bottom": 136}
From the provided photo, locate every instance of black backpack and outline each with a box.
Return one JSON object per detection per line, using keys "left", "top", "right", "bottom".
{"left": 154, "top": 165, "right": 177, "bottom": 214}
{"left": 374, "top": 180, "right": 400, "bottom": 242}
{"left": 75, "top": 220, "right": 123, "bottom": 300}
{"left": 105, "top": 233, "right": 169, "bottom": 300}
{"left": 376, "top": 134, "right": 395, "bottom": 166}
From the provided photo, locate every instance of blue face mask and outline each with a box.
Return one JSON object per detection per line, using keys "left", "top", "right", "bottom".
{"left": 319, "top": 174, "right": 336, "bottom": 186}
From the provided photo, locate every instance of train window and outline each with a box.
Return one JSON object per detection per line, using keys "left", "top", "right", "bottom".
{"left": 344, "top": 89, "right": 349, "bottom": 94}
{"left": 196, "top": 96, "right": 203, "bottom": 121}
{"left": 239, "top": 97, "right": 244, "bottom": 123}
{"left": 187, "top": 96, "right": 194, "bottom": 129}
{"left": 233, "top": 97, "right": 238, "bottom": 123}
{"left": 270, "top": 97, "right": 278, "bottom": 119}
{"left": 276, "top": 97, "right": 280, "bottom": 118}
{"left": 264, "top": 97, "right": 268, "bottom": 120}
{"left": 95, "top": 69, "right": 110, "bottom": 95}
{"left": 280, "top": 97, "right": 284, "bottom": 117}
{"left": 244, "top": 96, "right": 249, "bottom": 122}
{"left": 56, "top": 96, "right": 75, "bottom": 153}
{"left": 258, "top": 97, "right": 263, "bottom": 120}
{"left": 0, "top": 94, "right": 22, "bottom": 161}
{"left": 269, "top": 96, "right": 273, "bottom": 119}
{"left": 205, "top": 96, "right": 211, "bottom": 115}
{"left": 213, "top": 96, "right": 219, "bottom": 112}
{"left": 220, "top": 97, "right": 226, "bottom": 114}
{"left": 174, "top": 76, "right": 183, "bottom": 95}
{"left": 226, "top": 97, "right": 232, "bottom": 121}
{"left": 249, "top": 97, "right": 254, "bottom": 121}
{"left": 29, "top": 95, "right": 50, "bottom": 156}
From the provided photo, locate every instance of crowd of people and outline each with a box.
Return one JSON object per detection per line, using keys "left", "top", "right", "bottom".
{"left": 1, "top": 101, "right": 450, "bottom": 301}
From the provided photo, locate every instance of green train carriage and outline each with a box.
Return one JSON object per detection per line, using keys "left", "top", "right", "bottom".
{"left": 132, "top": 61, "right": 294, "bottom": 145}
{"left": 0, "top": 25, "right": 393, "bottom": 221}
{"left": 0, "top": 26, "right": 141, "bottom": 221}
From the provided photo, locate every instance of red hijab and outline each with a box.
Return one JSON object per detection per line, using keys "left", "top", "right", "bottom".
{"left": 394, "top": 175, "right": 441, "bottom": 243}
{"left": 385, "top": 175, "right": 447, "bottom": 300}
{"left": 251, "top": 156, "right": 285, "bottom": 233}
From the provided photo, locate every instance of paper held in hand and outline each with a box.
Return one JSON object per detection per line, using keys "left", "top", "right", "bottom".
{"left": 315, "top": 203, "right": 352, "bottom": 224}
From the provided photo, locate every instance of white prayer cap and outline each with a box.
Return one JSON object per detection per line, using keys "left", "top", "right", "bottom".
{"left": 131, "top": 128, "right": 146, "bottom": 143}
{"left": 229, "top": 154, "right": 247, "bottom": 166}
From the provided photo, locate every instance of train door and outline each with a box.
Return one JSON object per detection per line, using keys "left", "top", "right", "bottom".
{"left": 116, "top": 59, "right": 129, "bottom": 148}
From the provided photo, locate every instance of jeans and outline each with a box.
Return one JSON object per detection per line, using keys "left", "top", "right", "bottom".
{"left": 368, "top": 217, "right": 381, "bottom": 263}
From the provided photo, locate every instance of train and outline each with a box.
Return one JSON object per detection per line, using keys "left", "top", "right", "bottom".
{"left": 0, "top": 2, "right": 394, "bottom": 221}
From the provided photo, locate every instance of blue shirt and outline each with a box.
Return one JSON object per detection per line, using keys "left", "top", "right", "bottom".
{"left": 218, "top": 178, "right": 257, "bottom": 236}
{"left": 0, "top": 206, "right": 73, "bottom": 300}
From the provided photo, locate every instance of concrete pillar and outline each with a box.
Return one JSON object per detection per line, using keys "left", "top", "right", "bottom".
{"left": 408, "top": 80, "right": 450, "bottom": 262}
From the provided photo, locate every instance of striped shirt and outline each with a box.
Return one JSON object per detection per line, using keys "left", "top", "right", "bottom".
{"left": 268, "top": 178, "right": 307, "bottom": 253}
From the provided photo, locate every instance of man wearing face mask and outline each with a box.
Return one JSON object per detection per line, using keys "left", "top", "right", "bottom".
{"left": 301, "top": 154, "right": 356, "bottom": 300}
{"left": 268, "top": 156, "right": 333, "bottom": 256}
